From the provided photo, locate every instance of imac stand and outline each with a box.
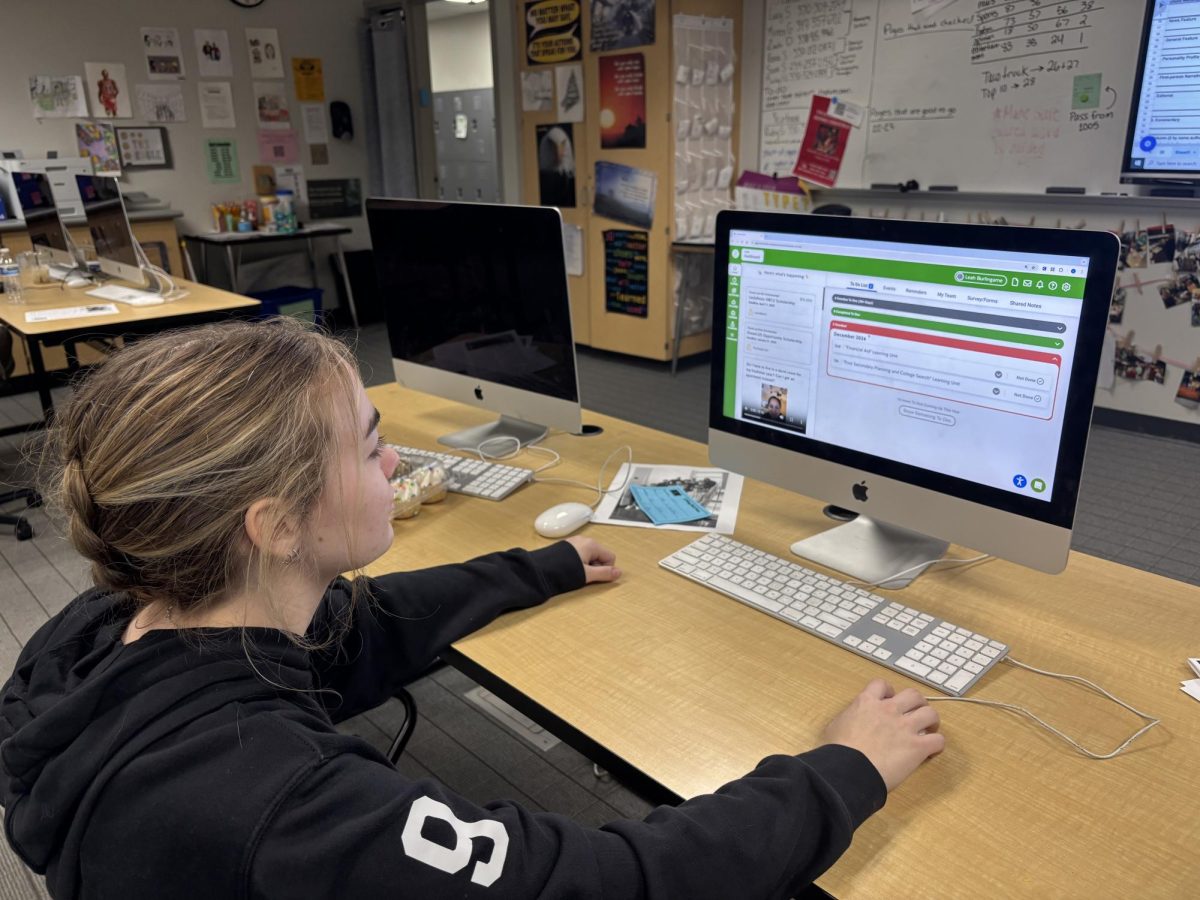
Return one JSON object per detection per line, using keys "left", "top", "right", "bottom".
{"left": 791, "top": 517, "right": 949, "bottom": 589}
{"left": 438, "top": 415, "right": 548, "bottom": 451}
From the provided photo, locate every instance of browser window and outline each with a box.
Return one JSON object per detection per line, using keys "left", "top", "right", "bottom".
{"left": 723, "top": 230, "right": 1092, "bottom": 501}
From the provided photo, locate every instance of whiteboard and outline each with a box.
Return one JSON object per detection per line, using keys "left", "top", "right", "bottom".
{"left": 759, "top": 0, "right": 1144, "bottom": 194}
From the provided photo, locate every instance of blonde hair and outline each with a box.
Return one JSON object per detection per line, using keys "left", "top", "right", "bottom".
{"left": 38, "top": 317, "right": 360, "bottom": 624}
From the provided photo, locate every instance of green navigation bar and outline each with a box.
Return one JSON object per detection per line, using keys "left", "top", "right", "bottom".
{"left": 734, "top": 247, "right": 1085, "bottom": 300}
{"left": 831, "top": 307, "right": 1065, "bottom": 349}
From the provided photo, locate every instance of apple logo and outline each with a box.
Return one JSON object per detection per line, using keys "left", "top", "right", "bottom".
{"left": 852, "top": 481, "right": 869, "bottom": 502}
{"left": 474, "top": 385, "right": 484, "bottom": 401}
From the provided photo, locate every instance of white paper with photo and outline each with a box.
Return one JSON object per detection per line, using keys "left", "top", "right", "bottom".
{"left": 28, "top": 76, "right": 88, "bottom": 119}
{"left": 198, "top": 82, "right": 236, "bottom": 128}
{"left": 273, "top": 164, "right": 307, "bottom": 206}
{"left": 84, "top": 63, "right": 132, "bottom": 118}
{"left": 521, "top": 70, "right": 553, "bottom": 112}
{"left": 194, "top": 28, "right": 234, "bottom": 78}
{"left": 142, "top": 27, "right": 186, "bottom": 80}
{"left": 135, "top": 83, "right": 186, "bottom": 122}
{"left": 245, "top": 28, "right": 284, "bottom": 79}
{"left": 254, "top": 82, "right": 291, "bottom": 129}
{"left": 592, "top": 464, "right": 743, "bottom": 533}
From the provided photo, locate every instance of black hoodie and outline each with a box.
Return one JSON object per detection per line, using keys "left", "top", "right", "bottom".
{"left": 0, "top": 541, "right": 885, "bottom": 899}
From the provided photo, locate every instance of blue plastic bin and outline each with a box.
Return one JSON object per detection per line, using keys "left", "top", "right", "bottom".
{"left": 248, "top": 286, "right": 324, "bottom": 324}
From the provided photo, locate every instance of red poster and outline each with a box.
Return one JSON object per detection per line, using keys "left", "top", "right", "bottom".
{"left": 599, "top": 53, "right": 646, "bottom": 149}
{"left": 792, "top": 95, "right": 850, "bottom": 188}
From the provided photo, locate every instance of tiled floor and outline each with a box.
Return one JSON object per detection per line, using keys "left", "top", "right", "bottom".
{"left": 1, "top": 325, "right": 1199, "bottom": 897}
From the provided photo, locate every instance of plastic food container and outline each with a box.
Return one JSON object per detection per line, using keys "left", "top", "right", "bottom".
{"left": 388, "top": 454, "right": 450, "bottom": 519}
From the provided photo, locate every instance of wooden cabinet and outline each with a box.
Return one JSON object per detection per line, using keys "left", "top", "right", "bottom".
{"left": 516, "top": 0, "right": 739, "bottom": 361}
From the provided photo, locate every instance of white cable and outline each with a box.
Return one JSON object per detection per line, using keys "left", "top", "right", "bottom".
{"left": 846, "top": 553, "right": 992, "bottom": 590}
{"left": 472, "top": 435, "right": 561, "bottom": 474}
{"left": 534, "top": 445, "right": 634, "bottom": 509}
{"left": 926, "top": 655, "right": 1160, "bottom": 760}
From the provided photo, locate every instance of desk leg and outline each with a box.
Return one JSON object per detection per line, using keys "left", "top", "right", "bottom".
{"left": 225, "top": 245, "right": 239, "bottom": 294}
{"left": 64, "top": 340, "right": 80, "bottom": 374}
{"left": 332, "top": 237, "right": 360, "bottom": 330}
{"left": 27, "top": 339, "right": 54, "bottom": 421}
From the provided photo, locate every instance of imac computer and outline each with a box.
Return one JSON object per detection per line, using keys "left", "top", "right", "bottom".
{"left": 367, "top": 199, "right": 583, "bottom": 449}
{"left": 710, "top": 211, "right": 1118, "bottom": 586}
{"left": 75, "top": 174, "right": 146, "bottom": 286}
{"left": 10, "top": 172, "right": 74, "bottom": 269}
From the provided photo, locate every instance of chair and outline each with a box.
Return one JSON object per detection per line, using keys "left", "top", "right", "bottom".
{"left": 0, "top": 325, "right": 38, "bottom": 541}
{"left": 387, "top": 687, "right": 418, "bottom": 765}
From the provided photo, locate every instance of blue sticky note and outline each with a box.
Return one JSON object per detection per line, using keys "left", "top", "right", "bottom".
{"left": 629, "top": 484, "right": 712, "bottom": 525}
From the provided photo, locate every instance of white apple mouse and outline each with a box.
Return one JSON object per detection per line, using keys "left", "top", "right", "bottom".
{"left": 65, "top": 276, "right": 90, "bottom": 288}
{"left": 534, "top": 502, "right": 593, "bottom": 538}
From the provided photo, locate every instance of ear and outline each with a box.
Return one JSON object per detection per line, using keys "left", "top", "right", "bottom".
{"left": 243, "top": 498, "right": 301, "bottom": 561}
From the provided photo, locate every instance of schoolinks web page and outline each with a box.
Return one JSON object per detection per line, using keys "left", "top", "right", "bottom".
{"left": 722, "top": 230, "right": 1092, "bottom": 501}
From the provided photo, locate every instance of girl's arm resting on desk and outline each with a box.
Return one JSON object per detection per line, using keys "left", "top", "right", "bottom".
{"left": 250, "top": 743, "right": 886, "bottom": 899}
{"left": 308, "top": 541, "right": 586, "bottom": 721}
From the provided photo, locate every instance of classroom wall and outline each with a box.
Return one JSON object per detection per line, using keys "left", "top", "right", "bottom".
{"left": 428, "top": 11, "right": 494, "bottom": 93}
{"left": 0, "top": 0, "right": 373, "bottom": 289}
{"left": 737, "top": 0, "right": 1200, "bottom": 433}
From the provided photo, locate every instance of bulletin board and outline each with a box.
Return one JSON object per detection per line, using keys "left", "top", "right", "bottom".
{"left": 758, "top": 0, "right": 1145, "bottom": 194}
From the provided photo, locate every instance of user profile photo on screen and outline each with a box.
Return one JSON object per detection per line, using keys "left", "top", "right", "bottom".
{"left": 741, "top": 381, "right": 806, "bottom": 434}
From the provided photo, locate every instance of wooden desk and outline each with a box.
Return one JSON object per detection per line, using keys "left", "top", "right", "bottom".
{"left": 0, "top": 280, "right": 258, "bottom": 435}
{"left": 365, "top": 383, "right": 1200, "bottom": 897}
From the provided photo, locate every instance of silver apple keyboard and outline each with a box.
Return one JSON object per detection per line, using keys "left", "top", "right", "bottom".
{"left": 387, "top": 444, "right": 533, "bottom": 501}
{"left": 660, "top": 534, "right": 1008, "bottom": 696}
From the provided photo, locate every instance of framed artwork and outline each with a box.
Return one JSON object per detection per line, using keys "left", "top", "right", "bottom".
{"left": 115, "top": 126, "right": 173, "bottom": 169}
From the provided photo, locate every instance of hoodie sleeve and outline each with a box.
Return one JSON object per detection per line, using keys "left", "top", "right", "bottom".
{"left": 249, "top": 743, "right": 886, "bottom": 900}
{"left": 310, "top": 542, "right": 585, "bottom": 722}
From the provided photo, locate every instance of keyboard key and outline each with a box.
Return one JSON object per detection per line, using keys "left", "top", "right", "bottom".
{"left": 896, "top": 657, "right": 931, "bottom": 678}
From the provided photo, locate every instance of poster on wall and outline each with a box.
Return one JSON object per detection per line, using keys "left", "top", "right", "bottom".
{"left": 246, "top": 28, "right": 284, "bottom": 79}
{"left": 194, "top": 29, "right": 234, "bottom": 78}
{"left": 554, "top": 63, "right": 584, "bottom": 123}
{"left": 792, "top": 95, "right": 850, "bottom": 188}
{"left": 257, "top": 129, "right": 300, "bottom": 164}
{"left": 205, "top": 138, "right": 240, "bottom": 183}
{"left": 308, "top": 178, "right": 363, "bottom": 219}
{"left": 135, "top": 83, "right": 186, "bottom": 122}
{"left": 116, "top": 126, "right": 172, "bottom": 169}
{"left": 521, "top": 70, "right": 553, "bottom": 111}
{"left": 142, "top": 27, "right": 186, "bottom": 80}
{"left": 599, "top": 53, "right": 645, "bottom": 148}
{"left": 536, "top": 123, "right": 576, "bottom": 208}
{"left": 84, "top": 63, "right": 132, "bottom": 119}
{"left": 292, "top": 58, "right": 325, "bottom": 102}
{"left": 594, "top": 160, "right": 656, "bottom": 228}
{"left": 525, "top": 0, "right": 583, "bottom": 66}
{"left": 604, "top": 229, "right": 649, "bottom": 317}
{"left": 254, "top": 82, "right": 292, "bottom": 129}
{"left": 590, "top": 0, "right": 655, "bottom": 52}
{"left": 76, "top": 122, "right": 121, "bottom": 176}
{"left": 199, "top": 82, "right": 236, "bottom": 128}
{"left": 28, "top": 75, "right": 88, "bottom": 119}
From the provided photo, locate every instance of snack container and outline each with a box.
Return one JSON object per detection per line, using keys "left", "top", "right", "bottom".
{"left": 390, "top": 452, "right": 450, "bottom": 504}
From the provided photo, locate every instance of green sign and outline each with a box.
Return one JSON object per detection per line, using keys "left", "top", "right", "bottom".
{"left": 205, "top": 138, "right": 240, "bottom": 184}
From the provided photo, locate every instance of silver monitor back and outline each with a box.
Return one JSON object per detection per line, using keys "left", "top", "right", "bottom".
{"left": 709, "top": 211, "right": 1118, "bottom": 583}
{"left": 368, "top": 199, "right": 582, "bottom": 448}
{"left": 75, "top": 174, "right": 146, "bottom": 287}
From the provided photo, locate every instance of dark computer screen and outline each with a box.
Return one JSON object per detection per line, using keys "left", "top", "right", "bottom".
{"left": 13, "top": 172, "right": 69, "bottom": 254}
{"left": 76, "top": 174, "right": 139, "bottom": 269}
{"left": 368, "top": 200, "right": 579, "bottom": 402}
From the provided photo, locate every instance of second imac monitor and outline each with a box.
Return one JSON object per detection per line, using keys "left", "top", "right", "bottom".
{"left": 710, "top": 211, "right": 1118, "bottom": 585}
{"left": 10, "top": 172, "right": 73, "bottom": 268}
{"left": 75, "top": 174, "right": 145, "bottom": 286}
{"left": 367, "top": 199, "right": 582, "bottom": 449}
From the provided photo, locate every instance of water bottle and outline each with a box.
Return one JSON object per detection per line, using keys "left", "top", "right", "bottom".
{"left": 0, "top": 247, "right": 22, "bottom": 304}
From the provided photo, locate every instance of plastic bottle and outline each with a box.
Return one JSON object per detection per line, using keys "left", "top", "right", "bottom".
{"left": 0, "top": 247, "right": 22, "bottom": 304}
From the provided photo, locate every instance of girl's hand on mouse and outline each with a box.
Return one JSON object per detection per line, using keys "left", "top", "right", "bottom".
{"left": 564, "top": 536, "right": 621, "bottom": 584}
